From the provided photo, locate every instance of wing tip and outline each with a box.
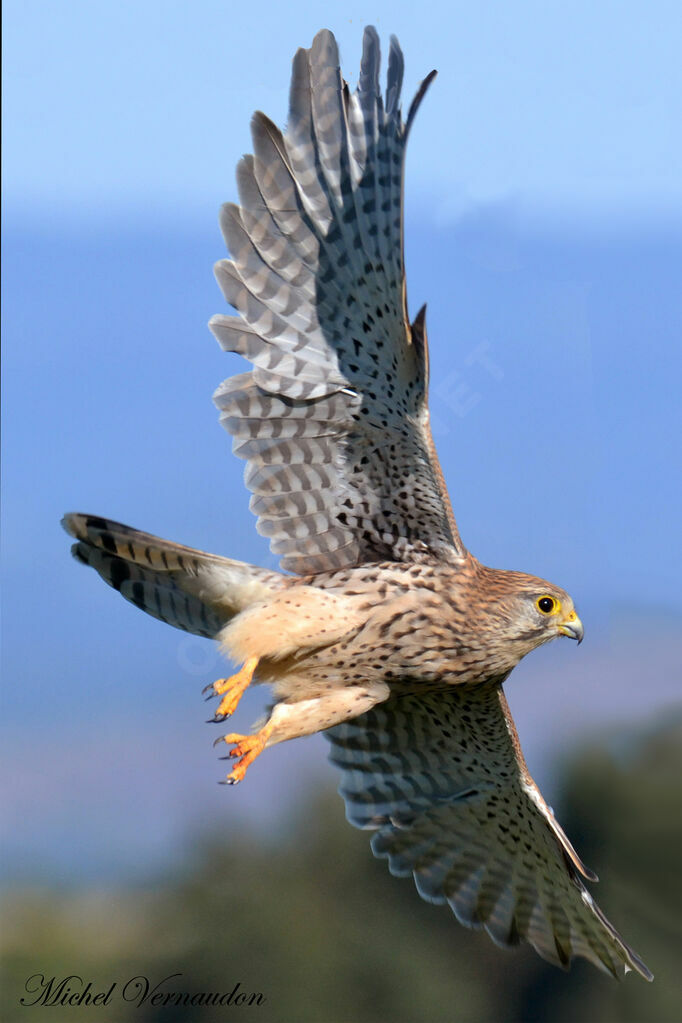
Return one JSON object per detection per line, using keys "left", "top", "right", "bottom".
{"left": 628, "top": 956, "right": 654, "bottom": 983}
{"left": 406, "top": 68, "right": 437, "bottom": 134}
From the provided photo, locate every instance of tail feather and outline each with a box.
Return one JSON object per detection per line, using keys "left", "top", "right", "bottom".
{"left": 62, "top": 513, "right": 285, "bottom": 639}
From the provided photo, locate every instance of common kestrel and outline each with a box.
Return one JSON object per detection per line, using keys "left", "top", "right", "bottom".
{"left": 63, "top": 27, "right": 652, "bottom": 980}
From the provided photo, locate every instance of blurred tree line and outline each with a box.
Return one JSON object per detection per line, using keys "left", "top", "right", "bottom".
{"left": 2, "top": 715, "right": 680, "bottom": 1023}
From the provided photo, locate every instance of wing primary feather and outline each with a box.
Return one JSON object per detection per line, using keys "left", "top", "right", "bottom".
{"left": 406, "top": 69, "right": 438, "bottom": 135}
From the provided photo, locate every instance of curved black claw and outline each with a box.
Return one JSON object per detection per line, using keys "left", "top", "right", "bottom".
{"left": 205, "top": 715, "right": 225, "bottom": 725}
{"left": 202, "top": 681, "right": 217, "bottom": 697}
{"left": 213, "top": 735, "right": 227, "bottom": 749}
{"left": 218, "top": 777, "right": 239, "bottom": 786}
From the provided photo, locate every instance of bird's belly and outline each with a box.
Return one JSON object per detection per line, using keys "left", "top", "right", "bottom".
{"left": 264, "top": 597, "right": 489, "bottom": 698}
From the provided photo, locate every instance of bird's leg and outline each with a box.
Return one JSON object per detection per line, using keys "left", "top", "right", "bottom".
{"left": 205, "top": 656, "right": 258, "bottom": 719}
{"left": 215, "top": 682, "right": 391, "bottom": 785}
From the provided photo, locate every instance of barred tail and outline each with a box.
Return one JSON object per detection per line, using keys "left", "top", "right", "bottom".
{"left": 62, "top": 513, "right": 285, "bottom": 639}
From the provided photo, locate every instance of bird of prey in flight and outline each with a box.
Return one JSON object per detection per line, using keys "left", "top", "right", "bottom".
{"left": 63, "top": 27, "right": 652, "bottom": 981}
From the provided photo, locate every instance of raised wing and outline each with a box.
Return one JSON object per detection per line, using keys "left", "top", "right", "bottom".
{"left": 326, "top": 684, "right": 653, "bottom": 980}
{"left": 211, "top": 27, "right": 463, "bottom": 575}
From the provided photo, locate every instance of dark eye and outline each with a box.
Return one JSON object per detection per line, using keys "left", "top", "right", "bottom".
{"left": 536, "top": 596, "right": 556, "bottom": 615}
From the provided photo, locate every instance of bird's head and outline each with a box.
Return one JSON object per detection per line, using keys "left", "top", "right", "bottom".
{"left": 469, "top": 563, "right": 583, "bottom": 673}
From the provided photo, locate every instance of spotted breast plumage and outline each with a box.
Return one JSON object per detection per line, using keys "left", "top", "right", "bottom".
{"left": 62, "top": 27, "right": 652, "bottom": 981}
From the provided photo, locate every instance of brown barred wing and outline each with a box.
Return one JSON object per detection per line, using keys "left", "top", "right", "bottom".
{"left": 326, "top": 684, "right": 653, "bottom": 980}
{"left": 211, "top": 28, "right": 463, "bottom": 575}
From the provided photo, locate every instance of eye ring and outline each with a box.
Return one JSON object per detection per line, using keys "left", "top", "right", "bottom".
{"left": 536, "top": 595, "right": 560, "bottom": 615}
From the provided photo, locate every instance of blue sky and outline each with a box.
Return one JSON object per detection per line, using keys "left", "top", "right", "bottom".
{"left": 4, "top": 0, "right": 682, "bottom": 225}
{"left": 2, "top": 0, "right": 681, "bottom": 881}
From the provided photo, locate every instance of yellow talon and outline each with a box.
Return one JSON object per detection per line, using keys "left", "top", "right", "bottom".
{"left": 221, "top": 722, "right": 274, "bottom": 784}
{"left": 211, "top": 656, "right": 258, "bottom": 719}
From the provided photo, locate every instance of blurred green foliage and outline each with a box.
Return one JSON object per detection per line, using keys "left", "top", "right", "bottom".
{"left": 2, "top": 715, "right": 681, "bottom": 1023}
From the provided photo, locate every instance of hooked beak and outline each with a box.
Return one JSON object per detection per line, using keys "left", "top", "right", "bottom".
{"left": 559, "top": 611, "right": 584, "bottom": 644}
